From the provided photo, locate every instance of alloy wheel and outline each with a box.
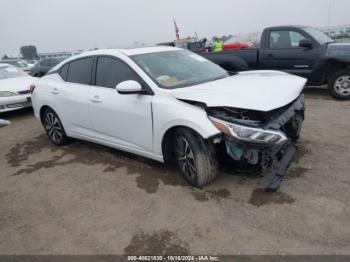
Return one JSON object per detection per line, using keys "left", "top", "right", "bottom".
{"left": 334, "top": 75, "right": 350, "bottom": 96}
{"left": 44, "top": 112, "right": 63, "bottom": 143}
{"left": 175, "top": 136, "right": 197, "bottom": 180}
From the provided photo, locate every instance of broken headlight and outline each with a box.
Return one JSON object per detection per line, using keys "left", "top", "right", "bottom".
{"left": 209, "top": 116, "right": 287, "bottom": 145}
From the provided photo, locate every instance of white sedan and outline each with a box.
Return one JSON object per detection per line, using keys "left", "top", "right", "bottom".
{"left": 31, "top": 47, "right": 306, "bottom": 189}
{"left": 0, "top": 64, "right": 36, "bottom": 113}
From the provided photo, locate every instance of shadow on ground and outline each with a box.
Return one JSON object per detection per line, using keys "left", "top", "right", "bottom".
{"left": 5, "top": 129, "right": 310, "bottom": 207}
{"left": 305, "top": 87, "right": 333, "bottom": 100}
{"left": 0, "top": 107, "right": 34, "bottom": 121}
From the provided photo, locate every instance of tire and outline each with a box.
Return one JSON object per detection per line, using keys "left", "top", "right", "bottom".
{"left": 328, "top": 69, "right": 350, "bottom": 100}
{"left": 42, "top": 108, "right": 70, "bottom": 145}
{"left": 174, "top": 128, "right": 218, "bottom": 187}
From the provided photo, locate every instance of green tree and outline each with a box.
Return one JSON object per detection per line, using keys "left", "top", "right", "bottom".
{"left": 20, "top": 45, "right": 39, "bottom": 60}
{"left": 1, "top": 54, "right": 9, "bottom": 60}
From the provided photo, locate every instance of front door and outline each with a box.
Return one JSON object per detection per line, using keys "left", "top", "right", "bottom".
{"left": 89, "top": 56, "right": 153, "bottom": 153}
{"left": 260, "top": 29, "right": 319, "bottom": 78}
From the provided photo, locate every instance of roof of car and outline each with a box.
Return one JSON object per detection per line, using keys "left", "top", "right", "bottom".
{"left": 69, "top": 46, "right": 182, "bottom": 59}
{"left": 1, "top": 59, "right": 20, "bottom": 62}
{"left": 50, "top": 46, "right": 183, "bottom": 72}
{"left": 0, "top": 63, "right": 13, "bottom": 68}
{"left": 120, "top": 46, "right": 182, "bottom": 55}
{"left": 265, "top": 25, "right": 308, "bottom": 30}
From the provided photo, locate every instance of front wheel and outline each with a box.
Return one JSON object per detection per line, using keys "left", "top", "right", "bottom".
{"left": 328, "top": 69, "right": 350, "bottom": 100}
{"left": 42, "top": 108, "right": 70, "bottom": 145}
{"left": 174, "top": 128, "right": 218, "bottom": 187}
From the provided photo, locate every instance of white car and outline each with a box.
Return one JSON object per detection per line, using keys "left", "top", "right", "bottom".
{"left": 26, "top": 60, "right": 38, "bottom": 67}
{"left": 0, "top": 60, "right": 31, "bottom": 73}
{"left": 31, "top": 47, "right": 306, "bottom": 189}
{"left": 0, "top": 64, "right": 36, "bottom": 113}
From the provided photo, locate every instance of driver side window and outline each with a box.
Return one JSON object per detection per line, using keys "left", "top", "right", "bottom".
{"left": 269, "top": 30, "right": 306, "bottom": 49}
{"left": 95, "top": 57, "right": 140, "bottom": 89}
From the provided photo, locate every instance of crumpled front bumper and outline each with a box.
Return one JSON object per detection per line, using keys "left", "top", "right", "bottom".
{"left": 266, "top": 141, "right": 297, "bottom": 192}
{"left": 223, "top": 95, "right": 305, "bottom": 191}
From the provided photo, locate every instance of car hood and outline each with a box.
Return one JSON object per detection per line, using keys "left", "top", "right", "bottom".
{"left": 327, "top": 43, "right": 350, "bottom": 57}
{"left": 170, "top": 71, "right": 306, "bottom": 112}
{"left": 0, "top": 76, "right": 36, "bottom": 93}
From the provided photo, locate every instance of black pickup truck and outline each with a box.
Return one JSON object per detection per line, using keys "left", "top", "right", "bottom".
{"left": 197, "top": 26, "right": 350, "bottom": 99}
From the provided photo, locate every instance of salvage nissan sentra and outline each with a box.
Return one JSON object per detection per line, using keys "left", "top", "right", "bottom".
{"left": 31, "top": 47, "right": 306, "bottom": 191}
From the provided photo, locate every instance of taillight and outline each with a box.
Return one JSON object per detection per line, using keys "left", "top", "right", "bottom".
{"left": 29, "top": 85, "right": 36, "bottom": 94}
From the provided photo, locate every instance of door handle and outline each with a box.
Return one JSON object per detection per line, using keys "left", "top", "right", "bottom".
{"left": 90, "top": 95, "right": 102, "bottom": 103}
{"left": 51, "top": 88, "right": 59, "bottom": 94}
{"left": 267, "top": 53, "right": 274, "bottom": 58}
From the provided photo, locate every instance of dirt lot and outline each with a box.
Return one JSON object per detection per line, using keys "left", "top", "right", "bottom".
{"left": 0, "top": 89, "right": 349, "bottom": 255}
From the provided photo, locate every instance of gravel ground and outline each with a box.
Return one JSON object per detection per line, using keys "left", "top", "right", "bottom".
{"left": 0, "top": 89, "right": 349, "bottom": 255}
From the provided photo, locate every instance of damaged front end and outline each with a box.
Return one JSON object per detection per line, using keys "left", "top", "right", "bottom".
{"left": 207, "top": 95, "right": 305, "bottom": 191}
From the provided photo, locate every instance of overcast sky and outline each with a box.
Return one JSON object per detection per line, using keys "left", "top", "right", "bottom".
{"left": 1, "top": 0, "right": 349, "bottom": 56}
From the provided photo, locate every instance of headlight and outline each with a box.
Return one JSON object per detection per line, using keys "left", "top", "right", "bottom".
{"left": 0, "top": 91, "right": 17, "bottom": 97}
{"left": 209, "top": 116, "right": 287, "bottom": 145}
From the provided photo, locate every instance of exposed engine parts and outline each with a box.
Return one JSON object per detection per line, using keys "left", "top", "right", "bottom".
{"left": 207, "top": 95, "right": 305, "bottom": 130}
{"left": 209, "top": 95, "right": 305, "bottom": 191}
{"left": 208, "top": 107, "right": 263, "bottom": 127}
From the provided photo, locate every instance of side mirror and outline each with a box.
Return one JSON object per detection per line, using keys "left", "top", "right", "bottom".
{"left": 116, "top": 80, "right": 143, "bottom": 95}
{"left": 299, "top": 39, "right": 313, "bottom": 49}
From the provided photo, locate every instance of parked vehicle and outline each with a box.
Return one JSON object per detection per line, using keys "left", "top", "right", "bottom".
{"left": 223, "top": 36, "right": 252, "bottom": 51}
{"left": 31, "top": 47, "right": 306, "bottom": 190}
{"left": 0, "top": 119, "right": 10, "bottom": 127}
{"left": 0, "top": 64, "right": 36, "bottom": 113}
{"left": 30, "top": 58, "right": 67, "bottom": 77}
{"left": 0, "top": 60, "right": 31, "bottom": 73}
{"left": 199, "top": 26, "right": 350, "bottom": 99}
{"left": 25, "top": 60, "right": 38, "bottom": 69}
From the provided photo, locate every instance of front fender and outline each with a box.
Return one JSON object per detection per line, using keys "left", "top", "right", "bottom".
{"left": 152, "top": 97, "right": 220, "bottom": 156}
{"left": 311, "top": 56, "right": 350, "bottom": 84}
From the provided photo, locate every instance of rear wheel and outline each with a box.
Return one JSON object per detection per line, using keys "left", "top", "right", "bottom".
{"left": 328, "top": 69, "right": 350, "bottom": 100}
{"left": 174, "top": 128, "right": 218, "bottom": 187}
{"left": 42, "top": 108, "right": 69, "bottom": 145}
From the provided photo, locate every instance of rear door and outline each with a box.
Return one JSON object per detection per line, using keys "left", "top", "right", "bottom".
{"left": 49, "top": 57, "right": 94, "bottom": 137}
{"left": 89, "top": 56, "right": 153, "bottom": 152}
{"left": 260, "top": 29, "right": 319, "bottom": 78}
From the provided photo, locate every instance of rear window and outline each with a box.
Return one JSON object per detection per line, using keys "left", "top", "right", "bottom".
{"left": 66, "top": 57, "right": 93, "bottom": 85}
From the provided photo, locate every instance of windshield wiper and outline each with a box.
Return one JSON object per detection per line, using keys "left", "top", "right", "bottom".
{"left": 228, "top": 71, "right": 238, "bottom": 76}
{"left": 211, "top": 75, "right": 230, "bottom": 82}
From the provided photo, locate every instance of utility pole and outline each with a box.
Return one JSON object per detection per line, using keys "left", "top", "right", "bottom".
{"left": 327, "top": 0, "right": 332, "bottom": 30}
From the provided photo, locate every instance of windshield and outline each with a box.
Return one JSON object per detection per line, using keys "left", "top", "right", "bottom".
{"left": 0, "top": 65, "right": 27, "bottom": 79}
{"left": 131, "top": 50, "right": 229, "bottom": 89}
{"left": 303, "top": 27, "right": 335, "bottom": 44}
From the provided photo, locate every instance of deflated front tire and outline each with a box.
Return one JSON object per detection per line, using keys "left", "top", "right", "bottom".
{"left": 174, "top": 128, "right": 218, "bottom": 187}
